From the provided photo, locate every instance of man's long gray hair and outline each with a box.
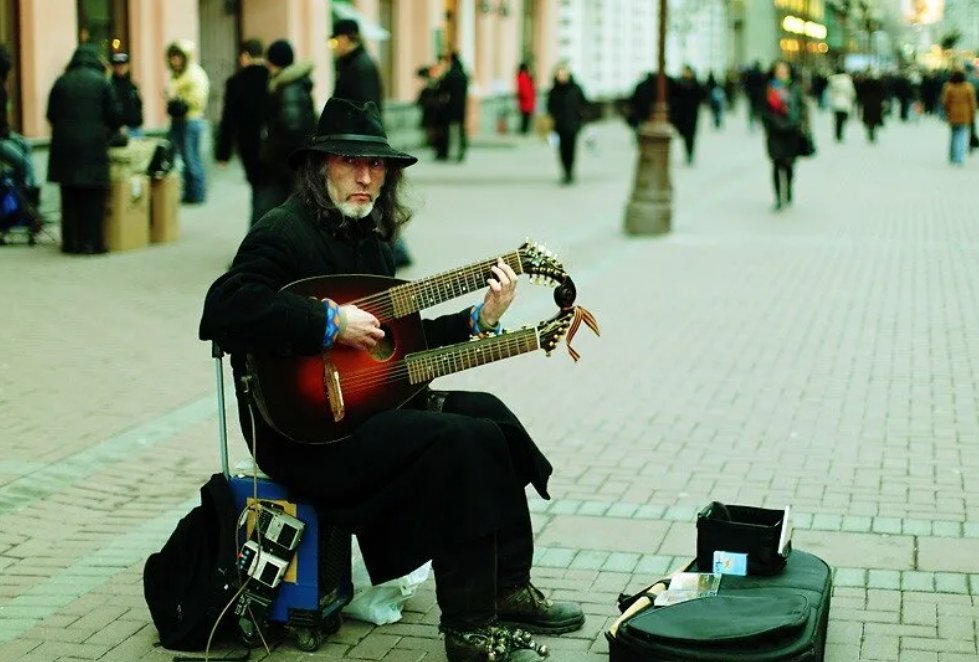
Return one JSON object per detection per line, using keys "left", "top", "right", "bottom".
{"left": 295, "top": 154, "right": 411, "bottom": 240}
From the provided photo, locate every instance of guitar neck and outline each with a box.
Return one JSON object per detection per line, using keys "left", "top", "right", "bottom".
{"left": 383, "top": 251, "right": 524, "bottom": 317}
{"left": 405, "top": 327, "right": 540, "bottom": 384}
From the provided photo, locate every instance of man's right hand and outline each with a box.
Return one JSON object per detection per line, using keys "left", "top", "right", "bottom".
{"left": 337, "top": 304, "right": 384, "bottom": 350}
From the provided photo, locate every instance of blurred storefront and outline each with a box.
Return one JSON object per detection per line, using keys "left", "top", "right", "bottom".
{"left": 743, "top": 0, "right": 831, "bottom": 70}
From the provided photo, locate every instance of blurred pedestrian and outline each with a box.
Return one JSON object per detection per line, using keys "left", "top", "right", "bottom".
{"left": 546, "top": 63, "right": 587, "bottom": 185}
{"left": 0, "top": 44, "right": 38, "bottom": 201}
{"left": 330, "top": 18, "right": 412, "bottom": 267}
{"left": 256, "top": 39, "right": 315, "bottom": 218}
{"left": 109, "top": 52, "right": 143, "bottom": 138}
{"left": 165, "top": 40, "right": 210, "bottom": 204}
{"left": 940, "top": 69, "right": 976, "bottom": 166}
{"left": 46, "top": 44, "right": 122, "bottom": 253}
{"left": 827, "top": 66, "right": 856, "bottom": 143}
{"left": 516, "top": 62, "right": 536, "bottom": 135}
{"left": 706, "top": 72, "right": 725, "bottom": 129}
{"left": 762, "top": 61, "right": 809, "bottom": 212}
{"left": 669, "top": 65, "right": 704, "bottom": 164}
{"left": 417, "top": 61, "right": 448, "bottom": 153}
{"left": 627, "top": 72, "right": 655, "bottom": 132}
{"left": 439, "top": 52, "right": 469, "bottom": 162}
{"left": 858, "top": 71, "right": 885, "bottom": 144}
{"left": 215, "top": 38, "right": 269, "bottom": 228}
{"left": 743, "top": 61, "right": 767, "bottom": 132}
{"left": 331, "top": 19, "right": 382, "bottom": 109}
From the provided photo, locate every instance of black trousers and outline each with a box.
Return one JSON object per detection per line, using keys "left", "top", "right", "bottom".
{"left": 771, "top": 159, "right": 794, "bottom": 206}
{"left": 833, "top": 111, "right": 848, "bottom": 142}
{"left": 59, "top": 185, "right": 107, "bottom": 253}
{"left": 557, "top": 129, "right": 579, "bottom": 181}
{"left": 520, "top": 111, "right": 532, "bottom": 134}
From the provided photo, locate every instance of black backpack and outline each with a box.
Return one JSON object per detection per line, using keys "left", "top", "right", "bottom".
{"left": 144, "top": 473, "right": 241, "bottom": 651}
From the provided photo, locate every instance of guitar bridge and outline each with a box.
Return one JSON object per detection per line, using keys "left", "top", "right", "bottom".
{"left": 321, "top": 357, "right": 345, "bottom": 423}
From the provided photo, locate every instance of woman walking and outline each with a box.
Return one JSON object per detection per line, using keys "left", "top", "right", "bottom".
{"left": 762, "top": 61, "right": 809, "bottom": 212}
{"left": 516, "top": 62, "right": 536, "bottom": 135}
{"left": 827, "top": 66, "right": 856, "bottom": 143}
{"left": 940, "top": 69, "right": 976, "bottom": 166}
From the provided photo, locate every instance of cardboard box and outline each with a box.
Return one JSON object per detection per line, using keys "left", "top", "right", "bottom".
{"left": 104, "top": 175, "right": 150, "bottom": 251}
{"left": 109, "top": 137, "right": 160, "bottom": 180}
{"left": 150, "top": 174, "right": 180, "bottom": 243}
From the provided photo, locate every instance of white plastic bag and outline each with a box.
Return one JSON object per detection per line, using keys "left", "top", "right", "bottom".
{"left": 342, "top": 536, "right": 431, "bottom": 625}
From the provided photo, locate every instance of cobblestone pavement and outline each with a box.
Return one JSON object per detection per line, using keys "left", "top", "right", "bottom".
{"left": 2, "top": 105, "right": 979, "bottom": 662}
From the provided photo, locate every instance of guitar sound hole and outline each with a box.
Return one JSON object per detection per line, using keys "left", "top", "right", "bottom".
{"left": 369, "top": 324, "right": 396, "bottom": 361}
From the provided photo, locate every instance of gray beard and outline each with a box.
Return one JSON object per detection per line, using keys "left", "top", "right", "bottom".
{"left": 327, "top": 177, "right": 375, "bottom": 219}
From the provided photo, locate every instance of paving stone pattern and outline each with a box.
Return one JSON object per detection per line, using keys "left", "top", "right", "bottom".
{"left": 1, "top": 106, "right": 978, "bottom": 660}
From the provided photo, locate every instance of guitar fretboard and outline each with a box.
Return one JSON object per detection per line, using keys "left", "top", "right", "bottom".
{"left": 405, "top": 327, "right": 539, "bottom": 384}
{"left": 386, "top": 252, "right": 524, "bottom": 318}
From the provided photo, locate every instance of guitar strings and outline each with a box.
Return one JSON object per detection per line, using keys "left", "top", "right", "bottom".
{"left": 317, "top": 254, "right": 528, "bottom": 318}
{"left": 339, "top": 334, "right": 536, "bottom": 389}
{"left": 335, "top": 334, "right": 539, "bottom": 393}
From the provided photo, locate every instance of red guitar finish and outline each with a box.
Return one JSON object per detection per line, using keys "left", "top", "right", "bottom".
{"left": 245, "top": 243, "right": 582, "bottom": 445}
{"left": 246, "top": 274, "right": 429, "bottom": 445}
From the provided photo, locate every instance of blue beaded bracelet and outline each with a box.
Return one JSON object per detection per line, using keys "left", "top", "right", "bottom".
{"left": 322, "top": 299, "right": 342, "bottom": 348}
{"left": 470, "top": 303, "right": 501, "bottom": 336}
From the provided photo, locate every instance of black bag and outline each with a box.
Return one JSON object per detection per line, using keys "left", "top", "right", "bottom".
{"left": 143, "top": 473, "right": 241, "bottom": 651}
{"left": 696, "top": 502, "right": 790, "bottom": 576}
{"left": 607, "top": 550, "right": 832, "bottom": 661}
{"left": 167, "top": 98, "right": 190, "bottom": 119}
{"left": 797, "top": 129, "right": 816, "bottom": 157}
{"left": 146, "top": 139, "right": 175, "bottom": 177}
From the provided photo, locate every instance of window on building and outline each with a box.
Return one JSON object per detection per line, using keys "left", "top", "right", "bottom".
{"left": 77, "top": 0, "right": 129, "bottom": 60}
{"left": 0, "top": 0, "right": 20, "bottom": 131}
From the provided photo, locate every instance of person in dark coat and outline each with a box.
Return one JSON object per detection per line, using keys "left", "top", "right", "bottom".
{"left": 627, "top": 72, "right": 655, "bottom": 131}
{"left": 215, "top": 38, "right": 270, "bottom": 227}
{"left": 762, "top": 60, "right": 809, "bottom": 212}
{"left": 417, "top": 60, "right": 449, "bottom": 152}
{"left": 859, "top": 71, "right": 886, "bottom": 143}
{"left": 108, "top": 52, "right": 143, "bottom": 137}
{"left": 330, "top": 19, "right": 382, "bottom": 110}
{"left": 46, "top": 44, "right": 122, "bottom": 254}
{"left": 254, "top": 39, "right": 315, "bottom": 221}
{"left": 438, "top": 52, "right": 469, "bottom": 162}
{"left": 331, "top": 19, "right": 413, "bottom": 268}
{"left": 546, "top": 64, "right": 587, "bottom": 184}
{"left": 669, "top": 65, "right": 705, "bottom": 164}
{"left": 198, "top": 97, "right": 582, "bottom": 662}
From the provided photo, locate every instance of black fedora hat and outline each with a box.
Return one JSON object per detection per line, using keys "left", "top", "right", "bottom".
{"left": 289, "top": 97, "right": 417, "bottom": 169}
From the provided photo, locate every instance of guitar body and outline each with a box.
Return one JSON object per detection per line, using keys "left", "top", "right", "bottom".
{"left": 246, "top": 274, "right": 431, "bottom": 445}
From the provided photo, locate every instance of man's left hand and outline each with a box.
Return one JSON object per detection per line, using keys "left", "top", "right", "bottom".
{"left": 480, "top": 258, "right": 518, "bottom": 327}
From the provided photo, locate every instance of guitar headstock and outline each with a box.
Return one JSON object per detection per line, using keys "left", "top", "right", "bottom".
{"left": 518, "top": 241, "right": 568, "bottom": 287}
{"left": 537, "top": 308, "right": 576, "bottom": 357}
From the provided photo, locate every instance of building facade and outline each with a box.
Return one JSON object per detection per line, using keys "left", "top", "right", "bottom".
{"left": 743, "top": 0, "right": 830, "bottom": 70}
{"left": 2, "top": 0, "right": 755, "bottom": 141}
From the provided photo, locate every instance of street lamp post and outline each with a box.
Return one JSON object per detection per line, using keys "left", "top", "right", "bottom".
{"left": 624, "top": 0, "right": 672, "bottom": 235}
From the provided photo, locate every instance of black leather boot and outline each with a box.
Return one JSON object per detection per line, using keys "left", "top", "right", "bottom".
{"left": 497, "top": 583, "right": 585, "bottom": 635}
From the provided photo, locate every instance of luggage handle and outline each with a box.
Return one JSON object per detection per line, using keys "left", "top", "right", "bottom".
{"left": 212, "top": 341, "right": 230, "bottom": 479}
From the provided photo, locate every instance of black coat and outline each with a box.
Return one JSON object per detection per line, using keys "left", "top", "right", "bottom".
{"left": 46, "top": 45, "right": 122, "bottom": 188}
{"left": 110, "top": 74, "right": 143, "bottom": 128}
{"left": 261, "top": 62, "right": 316, "bottom": 186}
{"left": 334, "top": 45, "right": 383, "bottom": 111}
{"left": 859, "top": 78, "right": 886, "bottom": 127}
{"left": 668, "top": 76, "right": 704, "bottom": 138}
{"left": 215, "top": 63, "right": 269, "bottom": 184}
{"left": 442, "top": 61, "right": 469, "bottom": 122}
{"left": 762, "top": 81, "right": 807, "bottom": 163}
{"left": 199, "top": 197, "right": 552, "bottom": 583}
{"left": 547, "top": 79, "right": 587, "bottom": 134}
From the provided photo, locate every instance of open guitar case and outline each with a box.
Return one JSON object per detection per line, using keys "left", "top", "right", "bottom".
{"left": 606, "top": 504, "right": 832, "bottom": 661}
